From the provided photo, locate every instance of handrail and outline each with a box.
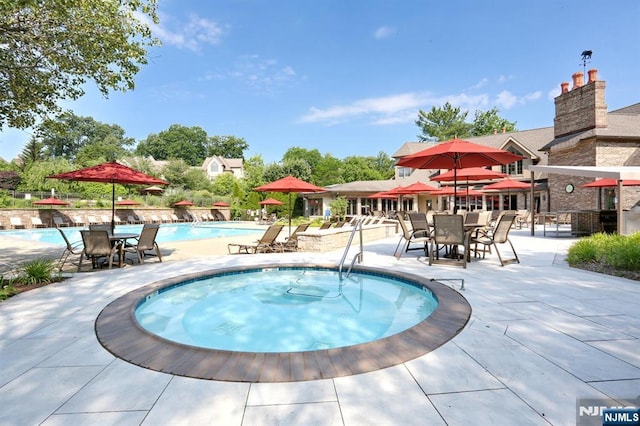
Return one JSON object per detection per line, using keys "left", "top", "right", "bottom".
{"left": 338, "top": 218, "right": 364, "bottom": 280}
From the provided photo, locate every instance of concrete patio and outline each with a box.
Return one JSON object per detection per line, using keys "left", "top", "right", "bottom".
{"left": 1, "top": 227, "right": 639, "bottom": 425}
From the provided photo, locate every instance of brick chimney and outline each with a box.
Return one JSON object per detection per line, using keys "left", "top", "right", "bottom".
{"left": 553, "top": 69, "right": 607, "bottom": 138}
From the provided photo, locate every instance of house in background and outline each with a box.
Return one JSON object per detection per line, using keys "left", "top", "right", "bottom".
{"left": 202, "top": 156, "right": 244, "bottom": 180}
{"left": 304, "top": 68, "right": 640, "bottom": 219}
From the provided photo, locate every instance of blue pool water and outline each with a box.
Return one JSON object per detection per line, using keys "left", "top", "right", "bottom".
{"left": 1, "top": 223, "right": 260, "bottom": 245}
{"left": 135, "top": 267, "right": 438, "bottom": 353}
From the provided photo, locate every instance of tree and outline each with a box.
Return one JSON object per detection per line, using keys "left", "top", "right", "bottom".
{"left": 282, "top": 147, "right": 322, "bottom": 172}
{"left": 160, "top": 159, "right": 191, "bottom": 189}
{"left": 282, "top": 158, "right": 312, "bottom": 182}
{"left": 329, "top": 197, "right": 348, "bottom": 221}
{"left": 471, "top": 107, "right": 517, "bottom": 136}
{"left": 415, "top": 102, "right": 471, "bottom": 142}
{"left": 313, "top": 154, "right": 344, "bottom": 187}
{"left": 241, "top": 155, "right": 265, "bottom": 192}
{"left": 211, "top": 173, "right": 237, "bottom": 196}
{"left": 136, "top": 124, "right": 208, "bottom": 166}
{"left": 341, "top": 156, "right": 385, "bottom": 182}
{"left": 0, "top": 0, "right": 159, "bottom": 129}
{"left": 0, "top": 171, "right": 20, "bottom": 190}
{"left": 37, "top": 111, "right": 134, "bottom": 161}
{"left": 19, "top": 137, "right": 45, "bottom": 168}
{"left": 207, "top": 136, "right": 249, "bottom": 159}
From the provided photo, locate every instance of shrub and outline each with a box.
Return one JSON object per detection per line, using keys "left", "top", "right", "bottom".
{"left": 16, "top": 259, "right": 58, "bottom": 285}
{"left": 567, "top": 232, "right": 640, "bottom": 272}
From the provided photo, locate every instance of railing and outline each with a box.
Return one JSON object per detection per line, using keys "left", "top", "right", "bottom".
{"left": 338, "top": 218, "right": 364, "bottom": 280}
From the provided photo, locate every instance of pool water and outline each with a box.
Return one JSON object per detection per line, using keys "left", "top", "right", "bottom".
{"left": 135, "top": 267, "right": 438, "bottom": 353}
{"left": 1, "top": 223, "right": 260, "bottom": 245}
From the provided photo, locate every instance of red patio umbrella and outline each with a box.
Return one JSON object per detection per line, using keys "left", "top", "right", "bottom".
{"left": 174, "top": 199, "right": 195, "bottom": 207}
{"left": 115, "top": 199, "right": 140, "bottom": 206}
{"left": 259, "top": 198, "right": 284, "bottom": 206}
{"left": 580, "top": 178, "right": 640, "bottom": 188}
{"left": 430, "top": 187, "right": 484, "bottom": 196}
{"left": 431, "top": 167, "right": 508, "bottom": 182}
{"left": 396, "top": 138, "right": 524, "bottom": 212}
{"left": 367, "top": 191, "right": 396, "bottom": 199}
{"left": 212, "top": 201, "right": 230, "bottom": 207}
{"left": 33, "top": 196, "right": 69, "bottom": 206}
{"left": 482, "top": 178, "right": 531, "bottom": 210}
{"left": 254, "top": 175, "right": 325, "bottom": 236}
{"left": 385, "top": 182, "right": 439, "bottom": 195}
{"left": 48, "top": 161, "right": 168, "bottom": 232}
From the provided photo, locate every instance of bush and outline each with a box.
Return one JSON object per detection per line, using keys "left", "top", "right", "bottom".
{"left": 16, "top": 259, "right": 58, "bottom": 285}
{"left": 567, "top": 232, "right": 640, "bottom": 271}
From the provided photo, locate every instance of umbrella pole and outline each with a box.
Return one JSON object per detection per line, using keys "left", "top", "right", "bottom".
{"left": 453, "top": 167, "right": 458, "bottom": 214}
{"left": 288, "top": 192, "right": 292, "bottom": 237}
{"left": 111, "top": 183, "right": 116, "bottom": 234}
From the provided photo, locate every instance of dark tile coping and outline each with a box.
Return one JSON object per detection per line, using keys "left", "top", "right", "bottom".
{"left": 95, "top": 263, "right": 471, "bottom": 383}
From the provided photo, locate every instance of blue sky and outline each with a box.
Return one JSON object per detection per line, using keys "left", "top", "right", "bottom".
{"left": 1, "top": 0, "right": 639, "bottom": 163}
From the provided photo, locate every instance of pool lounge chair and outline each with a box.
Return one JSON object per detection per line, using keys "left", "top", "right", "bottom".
{"left": 10, "top": 217, "right": 25, "bottom": 229}
{"left": 283, "top": 223, "right": 310, "bottom": 252}
{"left": 53, "top": 216, "right": 70, "bottom": 227}
{"left": 171, "top": 214, "right": 183, "bottom": 222}
{"left": 71, "top": 215, "right": 85, "bottom": 226}
{"left": 123, "top": 223, "right": 163, "bottom": 264}
{"left": 87, "top": 215, "right": 100, "bottom": 225}
{"left": 31, "top": 217, "right": 46, "bottom": 228}
{"left": 228, "top": 224, "right": 284, "bottom": 254}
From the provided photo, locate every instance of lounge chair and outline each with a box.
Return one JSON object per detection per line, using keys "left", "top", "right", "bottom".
{"left": 171, "top": 213, "right": 183, "bottom": 222}
{"left": 127, "top": 215, "right": 140, "bottom": 224}
{"left": 429, "top": 214, "right": 470, "bottom": 268}
{"left": 471, "top": 212, "right": 519, "bottom": 266}
{"left": 71, "top": 215, "right": 85, "bottom": 226}
{"left": 57, "top": 228, "right": 83, "bottom": 271}
{"left": 87, "top": 215, "right": 100, "bottom": 225}
{"left": 78, "top": 230, "right": 121, "bottom": 270}
{"left": 228, "top": 224, "right": 284, "bottom": 254}
{"left": 100, "top": 215, "right": 111, "bottom": 224}
{"left": 283, "top": 223, "right": 310, "bottom": 252}
{"left": 53, "top": 216, "right": 70, "bottom": 227}
{"left": 113, "top": 215, "right": 123, "bottom": 225}
{"left": 214, "top": 212, "right": 225, "bottom": 221}
{"left": 160, "top": 214, "right": 171, "bottom": 223}
{"left": 149, "top": 214, "right": 161, "bottom": 223}
{"left": 123, "top": 223, "right": 162, "bottom": 264}
{"left": 182, "top": 213, "right": 193, "bottom": 222}
{"left": 9, "top": 217, "right": 25, "bottom": 229}
{"left": 31, "top": 217, "right": 46, "bottom": 228}
{"left": 394, "top": 216, "right": 431, "bottom": 259}
{"left": 318, "top": 222, "right": 332, "bottom": 230}
{"left": 136, "top": 214, "right": 149, "bottom": 223}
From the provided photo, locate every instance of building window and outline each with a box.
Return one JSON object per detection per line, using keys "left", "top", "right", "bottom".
{"left": 210, "top": 162, "right": 219, "bottom": 173}
{"left": 308, "top": 198, "right": 321, "bottom": 216}
{"left": 500, "top": 147, "right": 523, "bottom": 176}
{"left": 397, "top": 166, "right": 412, "bottom": 178}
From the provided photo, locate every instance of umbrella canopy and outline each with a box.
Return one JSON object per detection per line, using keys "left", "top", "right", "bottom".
{"left": 115, "top": 199, "right": 140, "bottom": 206}
{"left": 430, "top": 187, "right": 484, "bottom": 196}
{"left": 174, "top": 199, "right": 195, "bottom": 207}
{"left": 580, "top": 178, "right": 640, "bottom": 188}
{"left": 212, "top": 201, "right": 230, "bottom": 207}
{"left": 367, "top": 191, "right": 396, "bottom": 199}
{"left": 48, "top": 161, "right": 168, "bottom": 232}
{"left": 254, "top": 175, "right": 325, "bottom": 236}
{"left": 482, "top": 178, "right": 531, "bottom": 210}
{"left": 482, "top": 178, "right": 531, "bottom": 191}
{"left": 139, "top": 185, "right": 165, "bottom": 194}
{"left": 259, "top": 198, "right": 284, "bottom": 206}
{"left": 431, "top": 167, "right": 508, "bottom": 182}
{"left": 33, "top": 196, "right": 69, "bottom": 206}
{"left": 396, "top": 138, "right": 524, "bottom": 212}
{"left": 385, "top": 182, "right": 439, "bottom": 195}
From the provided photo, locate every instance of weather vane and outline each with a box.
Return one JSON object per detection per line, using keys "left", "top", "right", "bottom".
{"left": 580, "top": 50, "right": 592, "bottom": 76}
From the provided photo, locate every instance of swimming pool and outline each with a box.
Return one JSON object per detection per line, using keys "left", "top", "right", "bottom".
{"left": 1, "top": 223, "right": 261, "bottom": 245}
{"left": 96, "top": 263, "right": 472, "bottom": 382}
{"left": 135, "top": 267, "right": 438, "bottom": 352}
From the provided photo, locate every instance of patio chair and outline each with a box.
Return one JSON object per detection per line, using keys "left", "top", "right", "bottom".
{"left": 515, "top": 209, "right": 531, "bottom": 229}
{"left": 9, "top": 217, "right": 25, "bottom": 229}
{"left": 53, "top": 216, "right": 70, "bottom": 227}
{"left": 57, "top": 228, "right": 83, "bottom": 271}
{"left": 31, "top": 217, "right": 46, "bottom": 228}
{"left": 283, "top": 223, "right": 310, "bottom": 252}
{"left": 123, "top": 223, "right": 162, "bottom": 264}
{"left": 394, "top": 216, "right": 431, "bottom": 259}
{"left": 471, "top": 212, "right": 519, "bottom": 266}
{"left": 429, "top": 214, "right": 470, "bottom": 268}
{"left": 89, "top": 224, "right": 112, "bottom": 234}
{"left": 228, "top": 224, "right": 284, "bottom": 254}
{"left": 78, "top": 230, "right": 121, "bottom": 270}
{"left": 408, "top": 212, "right": 432, "bottom": 238}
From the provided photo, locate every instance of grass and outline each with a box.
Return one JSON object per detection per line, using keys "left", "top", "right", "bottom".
{"left": 0, "top": 259, "right": 62, "bottom": 301}
{"left": 567, "top": 232, "right": 640, "bottom": 279}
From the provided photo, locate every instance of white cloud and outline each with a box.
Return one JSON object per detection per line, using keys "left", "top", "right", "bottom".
{"left": 548, "top": 86, "right": 561, "bottom": 100}
{"left": 299, "top": 92, "right": 492, "bottom": 126}
{"left": 229, "top": 55, "right": 298, "bottom": 93}
{"left": 373, "top": 26, "right": 396, "bottom": 40}
{"left": 498, "top": 75, "right": 514, "bottom": 83}
{"left": 495, "top": 90, "right": 542, "bottom": 109}
{"left": 470, "top": 78, "right": 488, "bottom": 90}
{"left": 140, "top": 11, "right": 228, "bottom": 52}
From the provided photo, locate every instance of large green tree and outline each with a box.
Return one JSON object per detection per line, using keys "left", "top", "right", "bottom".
{"left": 471, "top": 107, "right": 517, "bottom": 136}
{"left": 415, "top": 102, "right": 472, "bottom": 142}
{"left": 0, "top": 0, "right": 158, "bottom": 129}
{"left": 207, "top": 135, "right": 249, "bottom": 159}
{"left": 36, "top": 111, "right": 134, "bottom": 162}
{"left": 136, "top": 124, "right": 208, "bottom": 166}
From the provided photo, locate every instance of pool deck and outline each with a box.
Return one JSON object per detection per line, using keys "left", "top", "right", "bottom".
{"left": 1, "top": 225, "right": 639, "bottom": 425}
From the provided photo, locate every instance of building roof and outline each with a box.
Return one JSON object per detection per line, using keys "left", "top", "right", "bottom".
{"left": 540, "top": 106, "right": 640, "bottom": 151}
{"left": 202, "top": 156, "right": 243, "bottom": 172}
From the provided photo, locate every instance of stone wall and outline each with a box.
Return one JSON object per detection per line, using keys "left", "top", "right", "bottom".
{"left": 297, "top": 223, "right": 397, "bottom": 253}
{"left": 554, "top": 70, "right": 607, "bottom": 138}
{"left": 0, "top": 208, "right": 230, "bottom": 229}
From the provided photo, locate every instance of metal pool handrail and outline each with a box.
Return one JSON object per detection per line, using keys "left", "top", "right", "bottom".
{"left": 338, "top": 217, "right": 364, "bottom": 280}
